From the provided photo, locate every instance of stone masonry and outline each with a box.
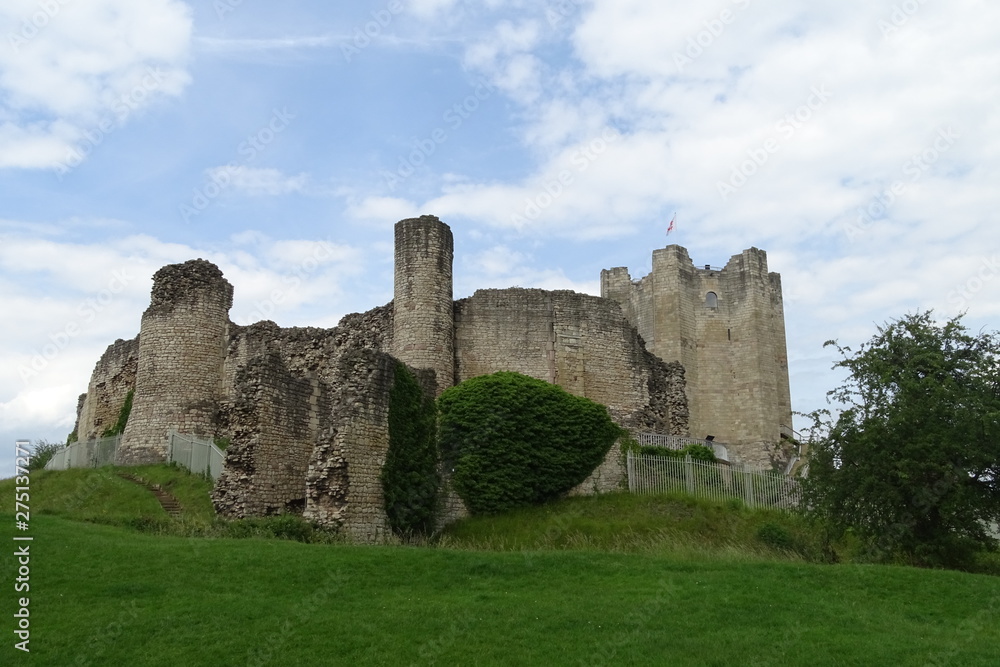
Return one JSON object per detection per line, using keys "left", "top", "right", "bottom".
{"left": 72, "top": 214, "right": 792, "bottom": 542}
{"left": 602, "top": 245, "right": 794, "bottom": 468}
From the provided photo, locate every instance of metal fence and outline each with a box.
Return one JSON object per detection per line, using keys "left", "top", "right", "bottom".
{"left": 626, "top": 451, "right": 801, "bottom": 511}
{"left": 43, "top": 431, "right": 225, "bottom": 480}
{"left": 167, "top": 431, "right": 224, "bottom": 480}
{"left": 44, "top": 435, "right": 122, "bottom": 471}
{"left": 635, "top": 432, "right": 730, "bottom": 462}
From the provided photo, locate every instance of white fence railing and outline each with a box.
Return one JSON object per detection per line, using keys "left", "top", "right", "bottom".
{"left": 626, "top": 451, "right": 801, "bottom": 511}
{"left": 44, "top": 435, "right": 122, "bottom": 471}
{"left": 167, "top": 431, "right": 225, "bottom": 480}
{"left": 635, "top": 432, "right": 729, "bottom": 462}
{"left": 43, "top": 431, "right": 225, "bottom": 480}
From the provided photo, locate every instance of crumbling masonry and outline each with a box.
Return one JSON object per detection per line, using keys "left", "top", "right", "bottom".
{"left": 72, "top": 215, "right": 793, "bottom": 542}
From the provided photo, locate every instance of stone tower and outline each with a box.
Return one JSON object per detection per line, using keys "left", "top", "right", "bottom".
{"left": 391, "top": 215, "right": 455, "bottom": 393}
{"left": 119, "top": 259, "right": 233, "bottom": 465}
{"left": 602, "top": 245, "right": 792, "bottom": 467}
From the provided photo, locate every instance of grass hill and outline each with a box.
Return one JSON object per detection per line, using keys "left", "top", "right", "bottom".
{"left": 3, "top": 466, "right": 999, "bottom": 666}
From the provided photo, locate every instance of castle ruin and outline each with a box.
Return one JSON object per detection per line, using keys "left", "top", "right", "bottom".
{"left": 71, "top": 215, "right": 793, "bottom": 542}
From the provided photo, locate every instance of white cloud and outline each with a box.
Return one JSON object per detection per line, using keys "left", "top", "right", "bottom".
{"left": 0, "top": 0, "right": 193, "bottom": 170}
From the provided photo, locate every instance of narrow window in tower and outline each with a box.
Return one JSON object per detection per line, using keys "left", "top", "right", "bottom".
{"left": 706, "top": 291, "right": 718, "bottom": 308}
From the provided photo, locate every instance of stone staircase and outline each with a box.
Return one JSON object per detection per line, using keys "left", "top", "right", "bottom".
{"left": 116, "top": 472, "right": 184, "bottom": 518}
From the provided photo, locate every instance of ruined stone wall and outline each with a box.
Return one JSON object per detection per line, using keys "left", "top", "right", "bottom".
{"left": 212, "top": 350, "right": 325, "bottom": 517}
{"left": 601, "top": 245, "right": 793, "bottom": 468}
{"left": 212, "top": 305, "right": 393, "bottom": 519}
{"left": 392, "top": 216, "right": 454, "bottom": 393}
{"left": 303, "top": 349, "right": 452, "bottom": 543}
{"left": 120, "top": 260, "right": 232, "bottom": 465}
{"left": 454, "top": 288, "right": 684, "bottom": 435}
{"left": 74, "top": 336, "right": 139, "bottom": 440}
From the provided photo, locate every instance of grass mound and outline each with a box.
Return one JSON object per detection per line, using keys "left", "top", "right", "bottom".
{"left": 439, "top": 491, "right": 827, "bottom": 561}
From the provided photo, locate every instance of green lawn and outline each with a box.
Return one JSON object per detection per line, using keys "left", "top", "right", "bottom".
{"left": 2, "top": 468, "right": 998, "bottom": 665}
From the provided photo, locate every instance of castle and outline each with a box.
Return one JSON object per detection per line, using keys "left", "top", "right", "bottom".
{"left": 70, "top": 215, "right": 793, "bottom": 542}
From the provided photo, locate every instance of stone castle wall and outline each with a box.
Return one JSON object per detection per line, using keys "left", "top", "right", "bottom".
{"left": 120, "top": 260, "right": 232, "bottom": 465}
{"left": 73, "top": 336, "right": 139, "bottom": 440}
{"left": 71, "top": 213, "right": 793, "bottom": 541}
{"left": 602, "top": 245, "right": 793, "bottom": 468}
{"left": 454, "top": 288, "right": 686, "bottom": 434}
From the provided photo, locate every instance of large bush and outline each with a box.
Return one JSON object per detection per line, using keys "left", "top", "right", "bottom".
{"left": 438, "top": 371, "right": 623, "bottom": 515}
{"left": 381, "top": 363, "right": 440, "bottom": 537}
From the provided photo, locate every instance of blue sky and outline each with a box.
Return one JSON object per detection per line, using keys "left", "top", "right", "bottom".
{"left": 2, "top": 0, "right": 998, "bottom": 475}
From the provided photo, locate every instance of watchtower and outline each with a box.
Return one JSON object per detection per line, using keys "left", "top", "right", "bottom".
{"left": 391, "top": 215, "right": 455, "bottom": 393}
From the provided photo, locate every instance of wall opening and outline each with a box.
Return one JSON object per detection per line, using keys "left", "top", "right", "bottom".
{"left": 705, "top": 291, "right": 718, "bottom": 308}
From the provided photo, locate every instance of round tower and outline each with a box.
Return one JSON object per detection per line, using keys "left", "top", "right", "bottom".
{"left": 392, "top": 215, "right": 455, "bottom": 393}
{"left": 119, "top": 259, "right": 233, "bottom": 465}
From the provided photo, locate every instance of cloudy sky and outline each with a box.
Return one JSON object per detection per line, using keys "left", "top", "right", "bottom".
{"left": 2, "top": 0, "right": 998, "bottom": 475}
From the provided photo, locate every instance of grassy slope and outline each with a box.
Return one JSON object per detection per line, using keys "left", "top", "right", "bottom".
{"left": 2, "top": 468, "right": 999, "bottom": 666}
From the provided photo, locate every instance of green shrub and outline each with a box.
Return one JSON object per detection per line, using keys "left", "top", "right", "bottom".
{"left": 27, "top": 440, "right": 63, "bottom": 471}
{"left": 381, "top": 363, "right": 440, "bottom": 537}
{"left": 102, "top": 389, "right": 134, "bottom": 437}
{"left": 438, "top": 371, "right": 623, "bottom": 515}
{"left": 757, "top": 522, "right": 795, "bottom": 551}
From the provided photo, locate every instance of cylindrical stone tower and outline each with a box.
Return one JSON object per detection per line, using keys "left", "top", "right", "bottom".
{"left": 119, "top": 259, "right": 233, "bottom": 465}
{"left": 392, "top": 215, "right": 455, "bottom": 393}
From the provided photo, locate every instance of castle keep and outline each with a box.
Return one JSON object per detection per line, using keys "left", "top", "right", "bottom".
{"left": 71, "top": 215, "right": 793, "bottom": 542}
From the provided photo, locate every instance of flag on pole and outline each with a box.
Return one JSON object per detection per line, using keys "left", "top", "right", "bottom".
{"left": 666, "top": 213, "right": 676, "bottom": 235}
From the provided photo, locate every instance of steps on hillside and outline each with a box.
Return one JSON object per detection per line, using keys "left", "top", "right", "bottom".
{"left": 117, "top": 472, "right": 184, "bottom": 518}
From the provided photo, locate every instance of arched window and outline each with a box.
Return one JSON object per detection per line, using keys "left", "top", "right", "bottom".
{"left": 705, "top": 291, "right": 718, "bottom": 308}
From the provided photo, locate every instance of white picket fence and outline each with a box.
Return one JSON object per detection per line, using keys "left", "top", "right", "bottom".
{"left": 626, "top": 451, "right": 801, "bottom": 511}
{"left": 43, "top": 431, "right": 225, "bottom": 480}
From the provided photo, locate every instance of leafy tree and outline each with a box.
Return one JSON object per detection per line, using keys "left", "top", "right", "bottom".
{"left": 381, "top": 363, "right": 439, "bottom": 538}
{"left": 438, "top": 371, "right": 623, "bottom": 515}
{"left": 804, "top": 312, "right": 1000, "bottom": 568}
{"left": 28, "top": 439, "right": 63, "bottom": 471}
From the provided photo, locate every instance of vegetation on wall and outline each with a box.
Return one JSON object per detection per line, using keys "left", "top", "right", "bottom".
{"left": 381, "top": 363, "right": 440, "bottom": 537}
{"left": 804, "top": 312, "right": 1000, "bottom": 570}
{"left": 438, "top": 371, "right": 623, "bottom": 515}
{"left": 102, "top": 389, "right": 135, "bottom": 438}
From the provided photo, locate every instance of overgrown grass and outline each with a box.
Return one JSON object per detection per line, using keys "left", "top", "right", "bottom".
{"left": 439, "top": 491, "right": 829, "bottom": 561}
{"left": 0, "top": 466, "right": 340, "bottom": 544}
{"left": 2, "top": 514, "right": 999, "bottom": 666}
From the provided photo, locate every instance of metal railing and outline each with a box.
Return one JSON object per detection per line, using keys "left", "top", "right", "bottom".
{"left": 635, "top": 432, "right": 729, "bottom": 462}
{"left": 626, "top": 451, "right": 801, "bottom": 511}
{"left": 167, "top": 431, "right": 225, "bottom": 480}
{"left": 43, "top": 431, "right": 225, "bottom": 480}
{"left": 44, "top": 435, "right": 122, "bottom": 471}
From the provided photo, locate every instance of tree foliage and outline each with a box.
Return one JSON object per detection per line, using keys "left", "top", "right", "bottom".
{"left": 804, "top": 312, "right": 1000, "bottom": 568}
{"left": 438, "top": 371, "right": 623, "bottom": 515}
{"left": 381, "top": 363, "right": 440, "bottom": 538}
{"left": 28, "top": 439, "right": 63, "bottom": 471}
